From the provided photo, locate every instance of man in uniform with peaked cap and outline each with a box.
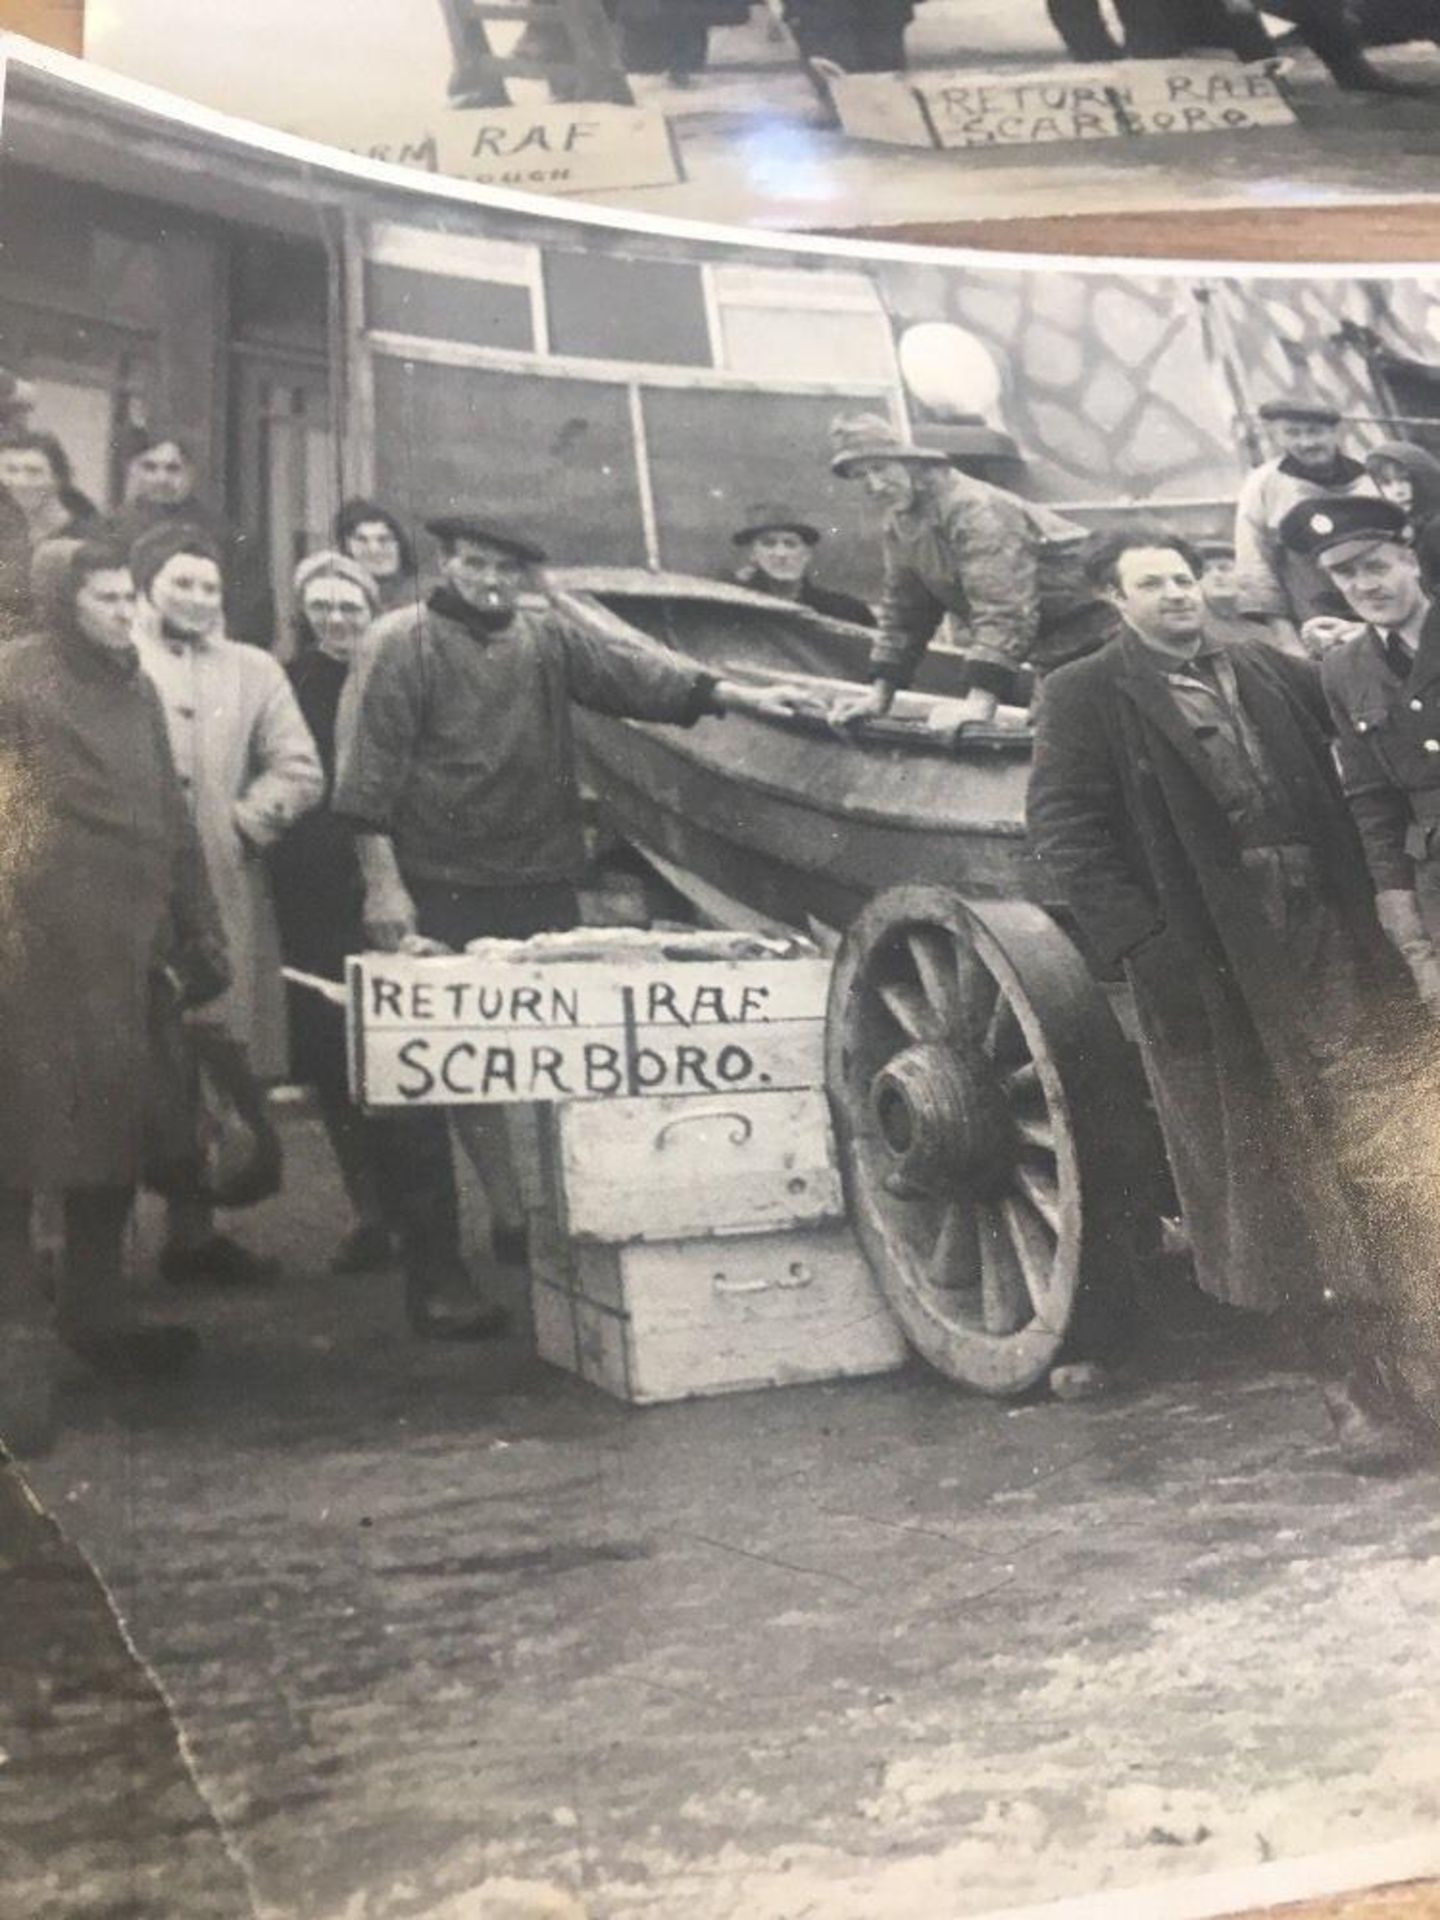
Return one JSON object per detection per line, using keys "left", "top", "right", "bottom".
{"left": 334, "top": 510, "right": 802, "bottom": 1341}
{"left": 1282, "top": 492, "right": 1440, "bottom": 1005}
{"left": 1234, "top": 390, "right": 1376, "bottom": 653}
{"left": 730, "top": 501, "right": 873, "bottom": 628}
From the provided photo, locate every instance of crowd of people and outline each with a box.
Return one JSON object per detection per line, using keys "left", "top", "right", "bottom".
{"left": 507, "top": 0, "right": 1440, "bottom": 96}
{"left": 3, "top": 370, "right": 1440, "bottom": 1476}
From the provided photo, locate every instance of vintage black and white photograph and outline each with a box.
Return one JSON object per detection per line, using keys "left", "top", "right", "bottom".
{"left": 3, "top": 33, "right": 1440, "bottom": 1920}
{"left": 79, "top": 0, "right": 1440, "bottom": 230}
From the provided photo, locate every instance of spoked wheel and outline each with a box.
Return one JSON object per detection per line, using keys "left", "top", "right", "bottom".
{"left": 827, "top": 885, "right": 1160, "bottom": 1396}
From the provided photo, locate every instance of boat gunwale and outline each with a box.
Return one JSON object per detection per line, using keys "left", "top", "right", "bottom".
{"left": 574, "top": 706, "right": 1030, "bottom": 842}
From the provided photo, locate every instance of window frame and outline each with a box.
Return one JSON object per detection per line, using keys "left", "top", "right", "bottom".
{"left": 703, "top": 261, "right": 905, "bottom": 394}
{"left": 355, "top": 226, "right": 906, "bottom": 569}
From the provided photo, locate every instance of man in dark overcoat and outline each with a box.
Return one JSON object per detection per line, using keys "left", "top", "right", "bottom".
{"left": 1027, "top": 524, "right": 1430, "bottom": 1472}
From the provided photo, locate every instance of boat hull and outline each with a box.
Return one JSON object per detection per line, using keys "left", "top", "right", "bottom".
{"left": 560, "top": 573, "right": 1047, "bottom": 936}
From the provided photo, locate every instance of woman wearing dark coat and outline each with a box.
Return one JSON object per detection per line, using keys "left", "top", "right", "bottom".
{"left": 0, "top": 539, "right": 228, "bottom": 1383}
{"left": 268, "top": 550, "right": 394, "bottom": 1272}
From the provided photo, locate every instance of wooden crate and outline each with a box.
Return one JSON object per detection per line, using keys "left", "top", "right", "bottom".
{"left": 555, "top": 1089, "right": 843, "bottom": 1242}
{"left": 531, "top": 1224, "right": 906, "bottom": 1405}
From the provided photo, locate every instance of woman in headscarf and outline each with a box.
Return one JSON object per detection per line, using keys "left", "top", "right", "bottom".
{"left": 333, "top": 498, "right": 418, "bottom": 615}
{"left": 269, "top": 551, "right": 395, "bottom": 1273}
{"left": 1365, "top": 439, "right": 1440, "bottom": 589}
{"left": 129, "top": 522, "right": 324, "bottom": 1288}
{"left": 107, "top": 428, "right": 272, "bottom": 646}
{"left": 0, "top": 539, "right": 228, "bottom": 1392}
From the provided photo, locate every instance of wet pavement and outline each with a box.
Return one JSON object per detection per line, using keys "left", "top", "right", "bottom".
{"left": 5, "top": 1106, "right": 1440, "bottom": 1919}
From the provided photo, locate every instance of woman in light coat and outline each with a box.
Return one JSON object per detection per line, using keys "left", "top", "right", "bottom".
{"left": 130, "top": 521, "right": 323, "bottom": 1287}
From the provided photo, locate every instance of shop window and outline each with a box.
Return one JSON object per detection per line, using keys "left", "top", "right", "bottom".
{"left": 364, "top": 223, "right": 538, "bottom": 351}
{"left": 544, "top": 252, "right": 710, "bottom": 367}
{"left": 708, "top": 265, "right": 896, "bottom": 388}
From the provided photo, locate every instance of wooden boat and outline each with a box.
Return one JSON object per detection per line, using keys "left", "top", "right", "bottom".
{"left": 553, "top": 568, "right": 1044, "bottom": 939}
{"left": 557, "top": 570, "right": 1164, "bottom": 1402}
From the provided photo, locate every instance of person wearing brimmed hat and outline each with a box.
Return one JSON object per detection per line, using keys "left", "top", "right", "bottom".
{"left": 333, "top": 510, "right": 803, "bottom": 1341}
{"left": 130, "top": 521, "right": 323, "bottom": 1292}
{"left": 827, "top": 411, "right": 1107, "bottom": 732}
{"left": 1282, "top": 492, "right": 1440, "bottom": 1004}
{"left": 1234, "top": 391, "right": 1376, "bottom": 652}
{"left": 1030, "top": 518, "right": 1432, "bottom": 1473}
{"left": 731, "top": 502, "right": 873, "bottom": 628}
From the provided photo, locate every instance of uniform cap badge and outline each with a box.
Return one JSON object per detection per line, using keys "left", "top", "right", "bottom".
{"left": 1311, "top": 513, "right": 1334, "bottom": 534}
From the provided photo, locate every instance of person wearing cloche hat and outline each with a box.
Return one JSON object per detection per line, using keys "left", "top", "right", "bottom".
{"left": 827, "top": 410, "right": 1106, "bottom": 731}
{"left": 1280, "top": 491, "right": 1440, "bottom": 1017}
{"left": 331, "top": 509, "right": 806, "bottom": 1343}
{"left": 730, "top": 501, "right": 873, "bottom": 628}
{"left": 1234, "top": 388, "right": 1377, "bottom": 652}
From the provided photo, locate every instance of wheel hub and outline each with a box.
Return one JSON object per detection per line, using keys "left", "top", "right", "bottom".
{"left": 870, "top": 1042, "right": 1015, "bottom": 1199}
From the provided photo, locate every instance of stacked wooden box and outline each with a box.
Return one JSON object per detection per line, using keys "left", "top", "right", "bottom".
{"left": 526, "top": 945, "right": 906, "bottom": 1405}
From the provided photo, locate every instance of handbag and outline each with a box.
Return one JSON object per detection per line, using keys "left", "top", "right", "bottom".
{"left": 144, "top": 976, "right": 283, "bottom": 1208}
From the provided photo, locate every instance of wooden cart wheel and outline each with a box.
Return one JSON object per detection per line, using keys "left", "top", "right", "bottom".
{"left": 827, "top": 884, "right": 1158, "bottom": 1396}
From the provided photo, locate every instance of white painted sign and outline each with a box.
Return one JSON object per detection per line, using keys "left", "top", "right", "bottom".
{"left": 348, "top": 949, "right": 830, "bottom": 1107}
{"left": 1104, "top": 59, "right": 1296, "bottom": 137}
{"left": 304, "top": 101, "right": 681, "bottom": 196}
{"left": 830, "top": 60, "right": 1294, "bottom": 151}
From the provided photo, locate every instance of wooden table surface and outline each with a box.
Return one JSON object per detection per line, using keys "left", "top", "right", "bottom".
{"left": 0, "top": 0, "right": 80, "bottom": 53}
{"left": 849, "top": 205, "right": 1440, "bottom": 263}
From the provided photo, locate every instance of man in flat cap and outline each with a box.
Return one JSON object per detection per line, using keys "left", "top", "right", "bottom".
{"left": 1281, "top": 493, "right": 1440, "bottom": 1006}
{"left": 334, "top": 513, "right": 800, "bottom": 1340}
{"left": 1029, "top": 520, "right": 1430, "bottom": 1473}
{"left": 731, "top": 502, "right": 873, "bottom": 628}
{"left": 1234, "top": 392, "right": 1376, "bottom": 654}
{"left": 827, "top": 412, "right": 1108, "bottom": 731}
